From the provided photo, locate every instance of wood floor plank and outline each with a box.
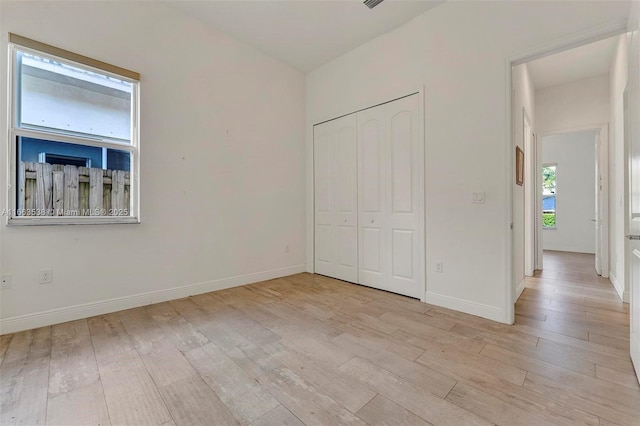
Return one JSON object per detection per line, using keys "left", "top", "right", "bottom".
{"left": 595, "top": 364, "right": 640, "bottom": 391}
{"left": 515, "top": 313, "right": 589, "bottom": 340}
{"left": 276, "top": 336, "right": 354, "bottom": 369}
{"left": 480, "top": 342, "right": 640, "bottom": 415}
{"left": 185, "top": 343, "right": 280, "bottom": 424}
{"left": 338, "top": 356, "right": 492, "bottom": 426}
{"left": 118, "top": 306, "right": 165, "bottom": 352}
{"left": 356, "top": 394, "right": 432, "bottom": 426}
{"left": 524, "top": 372, "right": 640, "bottom": 425}
{"left": 537, "top": 337, "right": 633, "bottom": 375}
{"left": 330, "top": 332, "right": 456, "bottom": 398}
{"left": 271, "top": 344, "right": 377, "bottom": 413}
{"left": 589, "top": 332, "right": 629, "bottom": 351}
{"left": 336, "top": 323, "right": 424, "bottom": 361}
{"left": 413, "top": 336, "right": 528, "bottom": 386}
{"left": 257, "top": 365, "right": 367, "bottom": 426}
{"left": 514, "top": 320, "right": 630, "bottom": 360}
{"left": 87, "top": 313, "right": 135, "bottom": 360}
{"left": 249, "top": 405, "right": 304, "bottom": 426}
{"left": 443, "top": 364, "right": 600, "bottom": 426}
{"left": 97, "top": 349, "right": 172, "bottom": 426}
{"left": 0, "top": 327, "right": 51, "bottom": 426}
{"left": 45, "top": 381, "right": 110, "bottom": 426}
{"left": 48, "top": 320, "right": 99, "bottom": 398}
{"left": 0, "top": 334, "right": 13, "bottom": 367}
{"left": 158, "top": 375, "right": 239, "bottom": 425}
{"left": 445, "top": 382, "right": 554, "bottom": 426}
{"left": 169, "top": 298, "right": 252, "bottom": 352}
{"left": 138, "top": 338, "right": 199, "bottom": 388}
{"left": 147, "top": 301, "right": 211, "bottom": 352}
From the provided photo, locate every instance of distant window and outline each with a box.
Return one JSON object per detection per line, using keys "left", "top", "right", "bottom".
{"left": 542, "top": 164, "right": 557, "bottom": 229}
{"left": 40, "top": 153, "right": 91, "bottom": 168}
{"left": 8, "top": 34, "right": 140, "bottom": 224}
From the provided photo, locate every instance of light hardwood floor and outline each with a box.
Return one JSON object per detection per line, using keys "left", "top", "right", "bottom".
{"left": 1, "top": 250, "right": 639, "bottom": 425}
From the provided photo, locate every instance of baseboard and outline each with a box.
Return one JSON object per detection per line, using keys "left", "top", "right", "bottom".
{"left": 609, "top": 271, "right": 630, "bottom": 303}
{"left": 515, "top": 279, "right": 526, "bottom": 302}
{"left": 425, "top": 291, "right": 508, "bottom": 324}
{"left": 0, "top": 264, "right": 307, "bottom": 335}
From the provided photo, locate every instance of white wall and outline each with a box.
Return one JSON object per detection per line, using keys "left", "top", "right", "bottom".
{"left": 609, "top": 34, "right": 630, "bottom": 301}
{"left": 536, "top": 74, "right": 610, "bottom": 135}
{"left": 542, "top": 131, "right": 597, "bottom": 253}
{"left": 0, "top": 1, "right": 306, "bottom": 333}
{"left": 512, "top": 63, "right": 535, "bottom": 300}
{"left": 306, "top": 0, "right": 630, "bottom": 323}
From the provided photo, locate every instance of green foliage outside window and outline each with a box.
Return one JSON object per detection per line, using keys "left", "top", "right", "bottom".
{"left": 543, "top": 213, "right": 556, "bottom": 228}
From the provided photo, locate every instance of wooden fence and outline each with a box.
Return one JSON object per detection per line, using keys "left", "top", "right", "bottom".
{"left": 18, "top": 162, "right": 130, "bottom": 217}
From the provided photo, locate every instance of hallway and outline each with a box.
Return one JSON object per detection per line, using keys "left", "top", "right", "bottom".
{"left": 517, "top": 250, "right": 638, "bottom": 392}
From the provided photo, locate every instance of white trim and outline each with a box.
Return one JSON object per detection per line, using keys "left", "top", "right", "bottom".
{"left": 523, "top": 109, "right": 535, "bottom": 277}
{"left": 609, "top": 270, "right": 630, "bottom": 303}
{"left": 7, "top": 216, "right": 140, "bottom": 226}
{"left": 505, "top": 57, "right": 514, "bottom": 325}
{"left": 12, "top": 127, "right": 133, "bottom": 151}
{"left": 425, "top": 291, "right": 508, "bottom": 324}
{"left": 0, "top": 264, "right": 306, "bottom": 335}
{"left": 420, "top": 85, "right": 426, "bottom": 303}
{"left": 515, "top": 279, "right": 526, "bottom": 302}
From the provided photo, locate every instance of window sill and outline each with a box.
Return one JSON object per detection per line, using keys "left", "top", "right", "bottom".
{"left": 7, "top": 216, "right": 140, "bottom": 226}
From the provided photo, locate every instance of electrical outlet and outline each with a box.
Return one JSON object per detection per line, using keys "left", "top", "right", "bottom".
{"left": 435, "top": 262, "right": 443, "bottom": 273}
{"left": 285, "top": 245, "right": 290, "bottom": 253}
{"left": 1, "top": 275, "right": 11, "bottom": 289}
{"left": 39, "top": 269, "right": 53, "bottom": 284}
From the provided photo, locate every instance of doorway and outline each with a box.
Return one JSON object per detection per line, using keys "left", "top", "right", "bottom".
{"left": 510, "top": 33, "right": 625, "bottom": 313}
{"left": 509, "top": 32, "right": 640, "bottom": 385}
{"left": 537, "top": 129, "right": 606, "bottom": 271}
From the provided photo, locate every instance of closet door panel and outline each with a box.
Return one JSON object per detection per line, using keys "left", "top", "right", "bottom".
{"left": 357, "top": 106, "right": 387, "bottom": 288}
{"left": 314, "top": 122, "right": 334, "bottom": 277}
{"left": 362, "top": 227, "right": 382, "bottom": 273}
{"left": 392, "top": 229, "right": 414, "bottom": 279}
{"left": 333, "top": 116, "right": 358, "bottom": 282}
{"left": 387, "top": 94, "right": 424, "bottom": 298}
{"left": 391, "top": 112, "right": 414, "bottom": 213}
{"left": 314, "top": 114, "right": 358, "bottom": 283}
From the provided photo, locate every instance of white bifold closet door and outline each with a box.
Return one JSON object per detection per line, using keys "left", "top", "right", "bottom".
{"left": 314, "top": 114, "right": 358, "bottom": 283}
{"left": 357, "top": 94, "right": 424, "bottom": 298}
{"left": 314, "top": 93, "right": 423, "bottom": 299}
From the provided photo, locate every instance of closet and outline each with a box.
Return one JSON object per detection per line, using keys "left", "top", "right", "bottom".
{"left": 314, "top": 94, "right": 424, "bottom": 299}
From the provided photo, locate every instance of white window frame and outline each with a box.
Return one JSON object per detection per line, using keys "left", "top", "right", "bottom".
{"left": 6, "top": 36, "right": 140, "bottom": 226}
{"left": 542, "top": 162, "right": 557, "bottom": 230}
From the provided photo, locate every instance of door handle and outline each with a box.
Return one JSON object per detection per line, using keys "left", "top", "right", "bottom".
{"left": 591, "top": 219, "right": 597, "bottom": 222}
{"left": 627, "top": 235, "right": 640, "bottom": 240}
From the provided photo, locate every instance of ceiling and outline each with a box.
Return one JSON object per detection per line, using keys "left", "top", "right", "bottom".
{"left": 527, "top": 36, "right": 620, "bottom": 90}
{"left": 167, "top": 0, "right": 444, "bottom": 73}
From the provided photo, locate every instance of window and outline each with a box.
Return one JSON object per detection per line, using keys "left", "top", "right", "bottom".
{"left": 7, "top": 34, "right": 140, "bottom": 225}
{"left": 542, "top": 164, "right": 557, "bottom": 229}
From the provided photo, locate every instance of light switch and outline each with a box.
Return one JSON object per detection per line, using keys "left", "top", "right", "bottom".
{"left": 472, "top": 191, "right": 485, "bottom": 204}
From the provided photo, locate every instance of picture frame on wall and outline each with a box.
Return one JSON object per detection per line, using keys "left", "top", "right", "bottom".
{"left": 516, "top": 146, "right": 524, "bottom": 186}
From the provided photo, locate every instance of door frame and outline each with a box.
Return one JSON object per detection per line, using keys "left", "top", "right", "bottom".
{"left": 523, "top": 109, "right": 535, "bottom": 277}
{"left": 537, "top": 124, "right": 609, "bottom": 278}
{"left": 311, "top": 86, "right": 427, "bottom": 302}
{"left": 505, "top": 23, "right": 627, "bottom": 324}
